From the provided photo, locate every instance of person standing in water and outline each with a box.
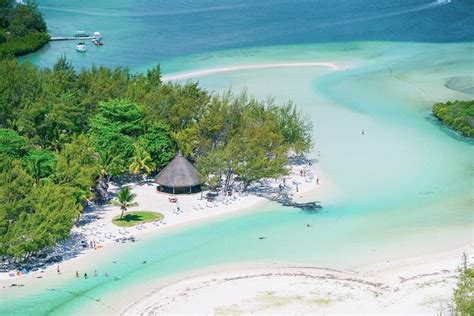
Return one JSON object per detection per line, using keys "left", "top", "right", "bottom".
{"left": 362, "top": 128, "right": 365, "bottom": 135}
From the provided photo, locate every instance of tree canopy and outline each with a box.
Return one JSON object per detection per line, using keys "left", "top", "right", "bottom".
{"left": 433, "top": 100, "right": 474, "bottom": 138}
{"left": 0, "top": 57, "right": 313, "bottom": 262}
{"left": 0, "top": 1, "right": 48, "bottom": 57}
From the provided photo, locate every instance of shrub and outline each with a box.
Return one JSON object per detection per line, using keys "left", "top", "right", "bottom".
{"left": 0, "top": 31, "right": 49, "bottom": 57}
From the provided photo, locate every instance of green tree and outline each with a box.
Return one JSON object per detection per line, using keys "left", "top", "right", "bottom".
{"left": 0, "top": 0, "right": 13, "bottom": 28}
{"left": 25, "top": 149, "right": 55, "bottom": 183}
{"left": 54, "top": 135, "right": 100, "bottom": 201}
{"left": 271, "top": 101, "right": 313, "bottom": 154}
{"left": 93, "top": 99, "right": 143, "bottom": 136}
{"left": 433, "top": 100, "right": 474, "bottom": 138}
{"left": 227, "top": 114, "right": 288, "bottom": 191}
{"left": 8, "top": 1, "right": 46, "bottom": 36}
{"left": 0, "top": 128, "right": 27, "bottom": 157}
{"left": 138, "top": 122, "right": 175, "bottom": 169}
{"left": 112, "top": 186, "right": 138, "bottom": 219}
{"left": 128, "top": 144, "right": 155, "bottom": 175}
{"left": 453, "top": 253, "right": 474, "bottom": 315}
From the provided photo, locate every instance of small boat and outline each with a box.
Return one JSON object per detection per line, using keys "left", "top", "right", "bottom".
{"left": 93, "top": 32, "right": 102, "bottom": 41}
{"left": 75, "top": 42, "right": 87, "bottom": 52}
{"left": 74, "top": 31, "right": 90, "bottom": 37}
{"left": 92, "top": 38, "right": 103, "bottom": 46}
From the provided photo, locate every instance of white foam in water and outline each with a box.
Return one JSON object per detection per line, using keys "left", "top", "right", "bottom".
{"left": 316, "top": 0, "right": 452, "bottom": 28}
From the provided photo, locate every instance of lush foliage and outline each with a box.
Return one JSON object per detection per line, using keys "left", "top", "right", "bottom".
{"left": 112, "top": 211, "right": 163, "bottom": 227}
{"left": 0, "top": 56, "right": 312, "bottom": 261}
{"left": 433, "top": 100, "right": 474, "bottom": 137}
{"left": 0, "top": 1, "right": 48, "bottom": 57}
{"left": 0, "top": 131, "right": 83, "bottom": 261}
{"left": 453, "top": 253, "right": 474, "bottom": 315}
{"left": 175, "top": 92, "right": 312, "bottom": 191}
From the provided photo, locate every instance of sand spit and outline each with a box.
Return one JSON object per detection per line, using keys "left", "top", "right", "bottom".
{"left": 161, "top": 62, "right": 346, "bottom": 82}
{"left": 124, "top": 246, "right": 472, "bottom": 315}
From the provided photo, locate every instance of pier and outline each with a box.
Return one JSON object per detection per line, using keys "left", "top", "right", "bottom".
{"left": 50, "top": 36, "right": 93, "bottom": 41}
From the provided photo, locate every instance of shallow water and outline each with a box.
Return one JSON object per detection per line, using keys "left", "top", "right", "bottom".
{"left": 2, "top": 1, "right": 473, "bottom": 314}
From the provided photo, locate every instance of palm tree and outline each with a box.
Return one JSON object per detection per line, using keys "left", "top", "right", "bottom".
{"left": 129, "top": 144, "right": 155, "bottom": 175}
{"left": 112, "top": 187, "right": 138, "bottom": 219}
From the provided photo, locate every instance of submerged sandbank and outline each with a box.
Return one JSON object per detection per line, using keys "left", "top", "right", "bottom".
{"left": 161, "top": 61, "right": 346, "bottom": 82}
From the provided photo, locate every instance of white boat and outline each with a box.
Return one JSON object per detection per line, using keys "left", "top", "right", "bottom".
{"left": 75, "top": 42, "right": 87, "bottom": 52}
{"left": 93, "top": 32, "right": 102, "bottom": 41}
{"left": 74, "top": 31, "right": 89, "bottom": 37}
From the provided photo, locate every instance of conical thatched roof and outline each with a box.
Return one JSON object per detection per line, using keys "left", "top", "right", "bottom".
{"left": 155, "top": 152, "right": 201, "bottom": 187}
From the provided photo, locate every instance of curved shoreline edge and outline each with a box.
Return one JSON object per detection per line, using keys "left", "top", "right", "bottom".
{"left": 123, "top": 244, "right": 473, "bottom": 314}
{"left": 161, "top": 62, "right": 344, "bottom": 82}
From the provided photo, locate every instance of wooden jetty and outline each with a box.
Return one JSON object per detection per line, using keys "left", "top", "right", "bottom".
{"left": 50, "top": 36, "right": 93, "bottom": 41}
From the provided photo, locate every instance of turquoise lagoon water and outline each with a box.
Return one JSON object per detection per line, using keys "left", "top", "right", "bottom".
{"left": 2, "top": 0, "right": 474, "bottom": 314}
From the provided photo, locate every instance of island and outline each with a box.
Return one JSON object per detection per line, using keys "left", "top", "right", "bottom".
{"left": 0, "top": 0, "right": 49, "bottom": 57}
{"left": 433, "top": 100, "right": 474, "bottom": 138}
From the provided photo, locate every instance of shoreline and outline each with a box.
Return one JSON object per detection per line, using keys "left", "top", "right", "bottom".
{"left": 161, "top": 61, "right": 347, "bottom": 82}
{"left": 122, "top": 244, "right": 473, "bottom": 314}
{"left": 0, "top": 158, "right": 322, "bottom": 286}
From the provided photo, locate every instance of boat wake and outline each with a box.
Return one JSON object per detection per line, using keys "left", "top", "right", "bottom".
{"left": 315, "top": 0, "right": 452, "bottom": 28}
{"left": 39, "top": 4, "right": 247, "bottom": 17}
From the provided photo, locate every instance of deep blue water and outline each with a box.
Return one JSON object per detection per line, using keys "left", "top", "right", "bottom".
{"left": 25, "top": 0, "right": 474, "bottom": 70}
{"left": 2, "top": 1, "right": 472, "bottom": 314}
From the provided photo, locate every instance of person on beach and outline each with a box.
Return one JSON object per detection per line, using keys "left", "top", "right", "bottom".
{"left": 76, "top": 270, "right": 79, "bottom": 278}
{"left": 57, "top": 265, "right": 60, "bottom": 274}
{"left": 90, "top": 240, "right": 93, "bottom": 248}
{"left": 300, "top": 169, "right": 303, "bottom": 176}
{"left": 296, "top": 183, "right": 299, "bottom": 192}
{"left": 316, "top": 178, "right": 320, "bottom": 185}
{"left": 94, "top": 270, "right": 97, "bottom": 277}
{"left": 84, "top": 272, "right": 88, "bottom": 279}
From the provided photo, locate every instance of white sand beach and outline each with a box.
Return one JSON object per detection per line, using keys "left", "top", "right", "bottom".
{"left": 0, "top": 158, "right": 323, "bottom": 284}
{"left": 123, "top": 245, "right": 472, "bottom": 315}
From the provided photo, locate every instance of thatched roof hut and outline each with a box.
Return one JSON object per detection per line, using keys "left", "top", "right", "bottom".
{"left": 155, "top": 152, "right": 201, "bottom": 194}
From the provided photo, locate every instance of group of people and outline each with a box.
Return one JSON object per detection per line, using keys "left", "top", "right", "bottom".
{"left": 75, "top": 269, "right": 111, "bottom": 280}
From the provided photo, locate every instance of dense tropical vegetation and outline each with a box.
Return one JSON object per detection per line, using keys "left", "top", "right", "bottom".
{"left": 0, "top": 0, "right": 49, "bottom": 57}
{"left": 433, "top": 100, "right": 474, "bottom": 137}
{"left": 0, "top": 0, "right": 312, "bottom": 263}
{"left": 452, "top": 253, "right": 474, "bottom": 315}
{"left": 0, "top": 56, "right": 312, "bottom": 262}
